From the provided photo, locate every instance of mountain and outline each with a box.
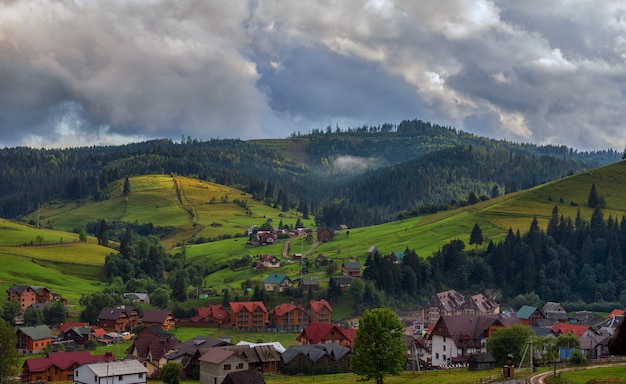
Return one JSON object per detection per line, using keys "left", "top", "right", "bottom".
{"left": 0, "top": 119, "right": 620, "bottom": 227}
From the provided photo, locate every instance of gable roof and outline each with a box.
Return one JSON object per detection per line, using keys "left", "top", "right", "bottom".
{"left": 59, "top": 322, "right": 90, "bottom": 333}
{"left": 606, "top": 309, "right": 626, "bottom": 321}
{"left": 426, "top": 289, "right": 465, "bottom": 313}
{"left": 309, "top": 300, "right": 332, "bottom": 313}
{"left": 271, "top": 303, "right": 306, "bottom": 317}
{"left": 281, "top": 344, "right": 351, "bottom": 364}
{"left": 97, "top": 306, "right": 135, "bottom": 321}
{"left": 297, "top": 322, "right": 356, "bottom": 345}
{"left": 142, "top": 309, "right": 173, "bottom": 323}
{"left": 433, "top": 314, "right": 504, "bottom": 348}
{"left": 81, "top": 360, "right": 147, "bottom": 376}
{"left": 236, "top": 341, "right": 286, "bottom": 354}
{"left": 229, "top": 301, "right": 267, "bottom": 314}
{"left": 199, "top": 348, "right": 242, "bottom": 364}
{"left": 165, "top": 336, "right": 231, "bottom": 361}
{"left": 517, "top": 305, "right": 538, "bottom": 320}
{"left": 551, "top": 322, "right": 594, "bottom": 337}
{"left": 341, "top": 261, "right": 361, "bottom": 270}
{"left": 263, "top": 274, "right": 289, "bottom": 284}
{"left": 191, "top": 305, "right": 229, "bottom": 322}
{"left": 25, "top": 351, "right": 115, "bottom": 372}
{"left": 18, "top": 325, "right": 52, "bottom": 340}
{"left": 126, "top": 334, "right": 180, "bottom": 361}
{"left": 223, "top": 369, "right": 266, "bottom": 384}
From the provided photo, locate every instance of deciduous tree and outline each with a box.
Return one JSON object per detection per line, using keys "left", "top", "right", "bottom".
{"left": 0, "top": 318, "right": 19, "bottom": 383}
{"left": 351, "top": 308, "right": 406, "bottom": 384}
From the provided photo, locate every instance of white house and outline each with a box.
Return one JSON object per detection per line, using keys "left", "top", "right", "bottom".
{"left": 74, "top": 360, "right": 148, "bottom": 384}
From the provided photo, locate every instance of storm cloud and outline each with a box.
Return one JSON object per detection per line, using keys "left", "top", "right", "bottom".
{"left": 1, "top": 0, "right": 625, "bottom": 150}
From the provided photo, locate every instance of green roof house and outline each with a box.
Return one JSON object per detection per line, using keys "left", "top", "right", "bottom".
{"left": 263, "top": 274, "right": 293, "bottom": 293}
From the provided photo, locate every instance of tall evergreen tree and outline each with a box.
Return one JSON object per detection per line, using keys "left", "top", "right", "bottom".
{"left": 469, "top": 223, "right": 484, "bottom": 248}
{"left": 588, "top": 183, "right": 599, "bottom": 208}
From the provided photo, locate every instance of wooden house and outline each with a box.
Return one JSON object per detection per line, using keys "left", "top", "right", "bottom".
{"left": 190, "top": 305, "right": 230, "bottom": 327}
{"left": 340, "top": 262, "right": 361, "bottom": 277}
{"left": 21, "top": 351, "right": 115, "bottom": 382}
{"left": 316, "top": 227, "right": 334, "bottom": 242}
{"left": 270, "top": 303, "right": 309, "bottom": 331}
{"left": 125, "top": 334, "right": 180, "bottom": 378}
{"left": 229, "top": 301, "right": 269, "bottom": 329}
{"left": 468, "top": 353, "right": 496, "bottom": 371}
{"left": 309, "top": 300, "right": 332, "bottom": 324}
{"left": 7, "top": 285, "right": 54, "bottom": 310}
{"left": 163, "top": 336, "right": 232, "bottom": 379}
{"left": 97, "top": 305, "right": 139, "bottom": 331}
{"left": 262, "top": 274, "right": 292, "bottom": 293}
{"left": 517, "top": 305, "right": 545, "bottom": 326}
{"left": 142, "top": 309, "right": 176, "bottom": 331}
{"left": 280, "top": 344, "right": 351, "bottom": 375}
{"left": 16, "top": 325, "right": 52, "bottom": 355}
{"left": 296, "top": 322, "right": 356, "bottom": 348}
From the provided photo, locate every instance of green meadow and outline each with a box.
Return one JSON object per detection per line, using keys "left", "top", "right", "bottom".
{"left": 4, "top": 161, "right": 626, "bottom": 310}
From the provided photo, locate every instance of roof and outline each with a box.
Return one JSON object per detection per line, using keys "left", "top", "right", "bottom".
{"left": 17, "top": 325, "right": 52, "bottom": 340}
{"left": 606, "top": 309, "right": 626, "bottom": 321}
{"left": 25, "top": 351, "right": 115, "bottom": 373}
{"left": 300, "top": 278, "right": 320, "bottom": 286}
{"left": 97, "top": 306, "right": 135, "bottom": 321}
{"left": 165, "top": 336, "right": 231, "bottom": 361}
{"left": 126, "top": 334, "right": 180, "bottom": 361}
{"left": 221, "top": 345, "right": 281, "bottom": 364}
{"left": 426, "top": 289, "right": 465, "bottom": 313}
{"left": 223, "top": 369, "right": 266, "bottom": 384}
{"left": 517, "top": 305, "right": 538, "bottom": 320}
{"left": 142, "top": 309, "right": 174, "bottom": 323}
{"left": 263, "top": 274, "right": 289, "bottom": 284}
{"left": 433, "top": 315, "right": 504, "bottom": 348}
{"left": 281, "top": 344, "right": 351, "bottom": 365}
{"left": 80, "top": 360, "right": 148, "bottom": 376}
{"left": 191, "top": 305, "right": 229, "bottom": 322}
{"left": 59, "top": 322, "right": 90, "bottom": 333}
{"left": 236, "top": 341, "right": 286, "bottom": 354}
{"left": 229, "top": 301, "right": 268, "bottom": 314}
{"left": 309, "top": 300, "right": 332, "bottom": 313}
{"left": 297, "top": 322, "right": 356, "bottom": 345}
{"left": 551, "top": 322, "right": 594, "bottom": 337}
{"left": 123, "top": 293, "right": 149, "bottom": 301}
{"left": 341, "top": 261, "right": 361, "bottom": 270}
{"left": 271, "top": 303, "right": 306, "bottom": 317}
{"left": 199, "top": 348, "right": 238, "bottom": 364}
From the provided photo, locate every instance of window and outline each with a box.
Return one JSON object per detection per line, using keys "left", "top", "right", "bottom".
{"left": 118, "top": 375, "right": 123, "bottom": 381}
{"left": 443, "top": 336, "right": 446, "bottom": 342}
{"left": 435, "top": 353, "right": 439, "bottom": 359}
{"left": 236, "top": 363, "right": 243, "bottom": 369}
{"left": 443, "top": 345, "right": 446, "bottom": 351}
{"left": 139, "top": 373, "right": 143, "bottom": 379}
{"left": 224, "top": 364, "right": 231, "bottom": 371}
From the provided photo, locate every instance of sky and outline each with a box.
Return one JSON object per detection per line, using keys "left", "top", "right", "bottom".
{"left": 1, "top": 0, "right": 626, "bottom": 151}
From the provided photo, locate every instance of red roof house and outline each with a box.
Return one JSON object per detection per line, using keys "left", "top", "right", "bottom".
{"left": 309, "top": 300, "right": 332, "bottom": 324}
{"left": 270, "top": 303, "right": 308, "bottom": 331}
{"left": 229, "top": 301, "right": 269, "bottom": 329}
{"left": 21, "top": 351, "right": 115, "bottom": 382}
{"left": 296, "top": 322, "right": 356, "bottom": 348}
{"left": 190, "top": 305, "right": 230, "bottom": 327}
{"left": 551, "top": 322, "right": 597, "bottom": 338}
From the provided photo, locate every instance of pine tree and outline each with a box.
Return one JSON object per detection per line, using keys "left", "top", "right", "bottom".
{"left": 588, "top": 183, "right": 599, "bottom": 208}
{"left": 469, "top": 223, "right": 484, "bottom": 248}
{"left": 123, "top": 177, "right": 131, "bottom": 196}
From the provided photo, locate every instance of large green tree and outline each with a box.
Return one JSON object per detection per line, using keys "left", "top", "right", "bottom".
{"left": 351, "top": 307, "right": 406, "bottom": 384}
{"left": 0, "top": 318, "right": 19, "bottom": 384}
{"left": 486, "top": 324, "right": 533, "bottom": 366}
{"left": 160, "top": 362, "right": 183, "bottom": 384}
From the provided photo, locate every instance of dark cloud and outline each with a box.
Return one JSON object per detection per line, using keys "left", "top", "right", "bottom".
{"left": 0, "top": 0, "right": 625, "bottom": 150}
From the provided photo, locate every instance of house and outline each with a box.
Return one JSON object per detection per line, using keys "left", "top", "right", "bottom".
{"left": 314, "top": 254, "right": 328, "bottom": 267}
{"left": 517, "top": 306, "right": 545, "bottom": 326}
{"left": 60, "top": 326, "right": 93, "bottom": 345}
{"left": 467, "top": 353, "right": 496, "bottom": 371}
{"left": 59, "top": 322, "right": 90, "bottom": 333}
{"left": 270, "top": 303, "right": 309, "bottom": 331}
{"left": 391, "top": 251, "right": 405, "bottom": 264}
{"left": 222, "top": 370, "right": 266, "bottom": 384}
{"left": 163, "top": 336, "right": 232, "bottom": 379}
{"left": 125, "top": 334, "right": 181, "bottom": 378}
{"left": 73, "top": 359, "right": 148, "bottom": 384}
{"left": 97, "top": 305, "right": 139, "bottom": 331}
{"left": 221, "top": 344, "right": 281, "bottom": 374}
{"left": 258, "top": 255, "right": 281, "bottom": 269}
{"left": 316, "top": 227, "right": 334, "bottom": 242}
{"left": 462, "top": 294, "right": 499, "bottom": 315}
{"left": 257, "top": 231, "right": 277, "bottom": 245}
{"left": 123, "top": 292, "right": 151, "bottom": 304}
{"left": 280, "top": 344, "right": 351, "bottom": 375}
{"left": 550, "top": 322, "right": 596, "bottom": 338}
{"left": 542, "top": 302, "right": 567, "bottom": 323}
{"left": 7, "top": 285, "right": 55, "bottom": 310}
{"left": 340, "top": 262, "right": 361, "bottom": 277}
{"left": 16, "top": 325, "right": 53, "bottom": 355}
{"left": 142, "top": 309, "right": 176, "bottom": 331}
{"left": 229, "top": 301, "right": 269, "bottom": 329}
{"left": 330, "top": 276, "right": 353, "bottom": 291}
{"left": 296, "top": 322, "right": 356, "bottom": 348}
{"left": 22, "top": 351, "right": 115, "bottom": 383}
{"left": 430, "top": 314, "right": 509, "bottom": 367}
{"left": 199, "top": 348, "right": 249, "bottom": 384}
{"left": 422, "top": 290, "right": 466, "bottom": 326}
{"left": 262, "top": 274, "right": 292, "bottom": 293}
{"left": 580, "top": 333, "right": 609, "bottom": 359}
{"left": 190, "top": 305, "right": 230, "bottom": 327}
{"left": 309, "top": 300, "right": 332, "bottom": 324}
{"left": 298, "top": 278, "right": 320, "bottom": 292}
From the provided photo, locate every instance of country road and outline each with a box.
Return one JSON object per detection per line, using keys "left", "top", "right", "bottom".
{"left": 527, "top": 362, "right": 626, "bottom": 383}
{"left": 282, "top": 235, "right": 320, "bottom": 259}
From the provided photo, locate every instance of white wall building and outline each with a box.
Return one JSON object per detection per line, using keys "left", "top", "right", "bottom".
{"left": 74, "top": 360, "right": 148, "bottom": 384}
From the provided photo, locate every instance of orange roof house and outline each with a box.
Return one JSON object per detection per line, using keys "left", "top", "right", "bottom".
{"left": 190, "top": 305, "right": 230, "bottom": 327}
{"left": 296, "top": 322, "right": 356, "bottom": 348}
{"left": 551, "top": 322, "right": 597, "bottom": 338}
{"left": 229, "top": 301, "right": 269, "bottom": 330}
{"left": 270, "top": 303, "right": 309, "bottom": 331}
{"left": 606, "top": 309, "right": 625, "bottom": 321}
{"left": 309, "top": 300, "right": 332, "bottom": 324}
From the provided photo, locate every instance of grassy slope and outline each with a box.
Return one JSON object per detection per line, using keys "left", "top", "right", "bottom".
{"left": 6, "top": 162, "right": 626, "bottom": 310}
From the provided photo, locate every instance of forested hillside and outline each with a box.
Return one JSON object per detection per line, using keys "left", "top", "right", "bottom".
{"left": 0, "top": 119, "right": 619, "bottom": 226}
